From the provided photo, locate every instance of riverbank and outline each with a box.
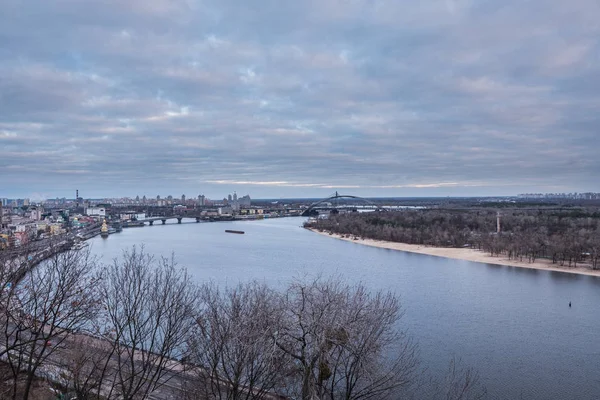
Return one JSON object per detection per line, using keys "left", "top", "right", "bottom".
{"left": 308, "top": 228, "right": 600, "bottom": 277}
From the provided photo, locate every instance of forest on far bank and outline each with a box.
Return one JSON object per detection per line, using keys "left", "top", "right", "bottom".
{"left": 304, "top": 208, "right": 600, "bottom": 269}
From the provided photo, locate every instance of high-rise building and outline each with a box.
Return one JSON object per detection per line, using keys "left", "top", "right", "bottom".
{"left": 142, "top": 195, "right": 147, "bottom": 204}
{"left": 239, "top": 194, "right": 251, "bottom": 207}
{"left": 157, "top": 195, "right": 161, "bottom": 200}
{"left": 228, "top": 194, "right": 232, "bottom": 202}
{"left": 197, "top": 195, "right": 205, "bottom": 206}
{"left": 182, "top": 194, "right": 186, "bottom": 203}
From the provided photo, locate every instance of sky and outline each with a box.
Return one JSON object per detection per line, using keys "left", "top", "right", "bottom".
{"left": 1, "top": 0, "right": 599, "bottom": 200}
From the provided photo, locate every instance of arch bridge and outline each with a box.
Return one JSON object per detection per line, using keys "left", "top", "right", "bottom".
{"left": 301, "top": 192, "right": 385, "bottom": 216}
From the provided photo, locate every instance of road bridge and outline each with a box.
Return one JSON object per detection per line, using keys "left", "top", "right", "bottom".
{"left": 301, "top": 192, "right": 386, "bottom": 216}
{"left": 139, "top": 214, "right": 235, "bottom": 226}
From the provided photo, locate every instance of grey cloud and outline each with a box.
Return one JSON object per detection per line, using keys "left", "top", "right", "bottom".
{"left": 0, "top": 0, "right": 599, "bottom": 198}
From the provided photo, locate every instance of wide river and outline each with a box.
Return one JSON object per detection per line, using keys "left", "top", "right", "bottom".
{"left": 88, "top": 217, "right": 600, "bottom": 400}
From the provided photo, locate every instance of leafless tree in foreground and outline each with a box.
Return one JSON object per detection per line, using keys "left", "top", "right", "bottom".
{"left": 185, "top": 282, "right": 288, "bottom": 400}
{"left": 274, "top": 277, "right": 420, "bottom": 400}
{"left": 416, "top": 357, "right": 487, "bottom": 400}
{"left": 52, "top": 334, "right": 113, "bottom": 400}
{"left": 98, "top": 246, "right": 200, "bottom": 400}
{"left": 441, "top": 357, "right": 487, "bottom": 400}
{"left": 0, "top": 246, "right": 101, "bottom": 400}
{"left": 0, "top": 245, "right": 487, "bottom": 400}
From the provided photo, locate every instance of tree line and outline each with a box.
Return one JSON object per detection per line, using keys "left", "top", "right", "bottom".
{"left": 305, "top": 209, "right": 600, "bottom": 269}
{"left": 0, "top": 244, "right": 486, "bottom": 400}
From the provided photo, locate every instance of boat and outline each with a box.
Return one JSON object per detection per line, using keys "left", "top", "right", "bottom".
{"left": 100, "top": 220, "right": 109, "bottom": 238}
{"left": 225, "top": 230, "right": 245, "bottom": 234}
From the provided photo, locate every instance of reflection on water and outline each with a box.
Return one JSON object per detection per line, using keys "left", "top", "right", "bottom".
{"left": 548, "top": 270, "right": 586, "bottom": 281}
{"left": 89, "top": 217, "right": 600, "bottom": 400}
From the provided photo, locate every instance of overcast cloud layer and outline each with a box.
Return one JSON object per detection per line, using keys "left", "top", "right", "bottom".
{"left": 1, "top": 0, "right": 599, "bottom": 199}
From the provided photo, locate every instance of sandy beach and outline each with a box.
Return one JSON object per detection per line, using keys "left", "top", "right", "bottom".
{"left": 308, "top": 228, "right": 600, "bottom": 277}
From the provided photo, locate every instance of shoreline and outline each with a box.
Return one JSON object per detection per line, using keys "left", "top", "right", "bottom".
{"left": 307, "top": 228, "right": 600, "bottom": 278}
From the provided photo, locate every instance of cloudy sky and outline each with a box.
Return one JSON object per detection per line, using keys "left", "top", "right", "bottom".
{"left": 1, "top": 0, "right": 599, "bottom": 200}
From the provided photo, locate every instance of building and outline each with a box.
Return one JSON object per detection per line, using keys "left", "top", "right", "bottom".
{"left": 28, "top": 206, "right": 43, "bottom": 221}
{"left": 119, "top": 212, "right": 146, "bottom": 221}
{"left": 218, "top": 206, "right": 233, "bottom": 216}
{"left": 240, "top": 208, "right": 263, "bottom": 215}
{"left": 238, "top": 194, "right": 251, "bottom": 207}
{"left": 85, "top": 206, "right": 106, "bottom": 217}
{"left": 8, "top": 219, "right": 37, "bottom": 246}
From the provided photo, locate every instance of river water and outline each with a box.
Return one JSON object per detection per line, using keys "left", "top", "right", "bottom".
{"left": 88, "top": 217, "right": 600, "bottom": 400}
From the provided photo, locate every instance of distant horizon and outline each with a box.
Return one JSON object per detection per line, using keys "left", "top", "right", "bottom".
{"left": 3, "top": 191, "right": 600, "bottom": 203}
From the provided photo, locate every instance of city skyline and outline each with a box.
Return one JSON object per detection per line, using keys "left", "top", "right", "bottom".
{"left": 4, "top": 191, "right": 600, "bottom": 207}
{"left": 1, "top": 0, "right": 599, "bottom": 199}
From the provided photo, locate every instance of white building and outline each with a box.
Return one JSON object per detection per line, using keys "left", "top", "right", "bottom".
{"left": 85, "top": 207, "right": 106, "bottom": 217}
{"left": 28, "top": 207, "right": 43, "bottom": 221}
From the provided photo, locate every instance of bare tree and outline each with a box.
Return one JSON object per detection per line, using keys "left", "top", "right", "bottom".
{"left": 441, "top": 358, "right": 486, "bottom": 400}
{"left": 0, "top": 246, "right": 101, "bottom": 400}
{"left": 305, "top": 207, "right": 600, "bottom": 272}
{"left": 418, "top": 357, "right": 487, "bottom": 400}
{"left": 99, "top": 246, "right": 200, "bottom": 400}
{"left": 52, "top": 334, "right": 113, "bottom": 400}
{"left": 274, "top": 277, "right": 419, "bottom": 400}
{"left": 185, "top": 281, "right": 287, "bottom": 400}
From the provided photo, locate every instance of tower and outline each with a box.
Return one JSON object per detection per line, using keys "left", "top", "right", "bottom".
{"left": 496, "top": 211, "right": 501, "bottom": 233}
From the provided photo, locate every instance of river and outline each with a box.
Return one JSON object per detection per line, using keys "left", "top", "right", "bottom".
{"left": 88, "top": 217, "right": 600, "bottom": 400}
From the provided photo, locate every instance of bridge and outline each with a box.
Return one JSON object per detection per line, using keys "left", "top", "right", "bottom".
{"left": 139, "top": 214, "right": 235, "bottom": 226}
{"left": 301, "top": 192, "right": 386, "bottom": 216}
